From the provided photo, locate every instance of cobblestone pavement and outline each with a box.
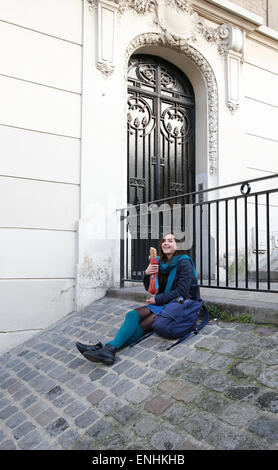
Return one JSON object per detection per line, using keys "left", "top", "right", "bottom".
{"left": 1, "top": 297, "right": 278, "bottom": 451}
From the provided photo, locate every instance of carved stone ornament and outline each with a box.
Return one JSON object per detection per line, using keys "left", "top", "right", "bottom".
{"left": 126, "top": 32, "right": 218, "bottom": 176}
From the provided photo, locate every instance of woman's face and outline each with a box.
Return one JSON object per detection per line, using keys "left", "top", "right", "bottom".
{"left": 161, "top": 234, "right": 177, "bottom": 258}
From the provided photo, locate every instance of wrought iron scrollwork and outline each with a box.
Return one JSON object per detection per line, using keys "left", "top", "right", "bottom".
{"left": 161, "top": 106, "right": 192, "bottom": 144}
{"left": 160, "top": 67, "right": 176, "bottom": 89}
{"left": 136, "top": 64, "right": 156, "bottom": 85}
{"left": 127, "top": 95, "right": 155, "bottom": 137}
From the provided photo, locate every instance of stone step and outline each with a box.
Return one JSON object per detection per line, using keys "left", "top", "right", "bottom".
{"left": 106, "top": 286, "right": 278, "bottom": 326}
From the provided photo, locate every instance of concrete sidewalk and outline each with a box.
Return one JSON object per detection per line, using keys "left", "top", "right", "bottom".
{"left": 1, "top": 295, "right": 278, "bottom": 451}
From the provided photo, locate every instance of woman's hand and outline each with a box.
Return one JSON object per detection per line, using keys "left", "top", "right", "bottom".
{"left": 146, "top": 297, "right": 156, "bottom": 305}
{"left": 145, "top": 263, "right": 159, "bottom": 276}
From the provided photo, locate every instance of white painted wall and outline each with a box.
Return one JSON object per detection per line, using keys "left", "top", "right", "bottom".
{"left": 0, "top": 0, "right": 82, "bottom": 353}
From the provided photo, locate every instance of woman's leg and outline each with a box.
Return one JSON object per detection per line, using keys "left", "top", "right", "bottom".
{"left": 107, "top": 306, "right": 155, "bottom": 349}
{"left": 82, "top": 306, "right": 156, "bottom": 364}
{"left": 115, "top": 307, "right": 156, "bottom": 347}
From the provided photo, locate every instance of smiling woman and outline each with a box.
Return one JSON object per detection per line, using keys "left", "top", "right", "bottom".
{"left": 75, "top": 233, "right": 200, "bottom": 365}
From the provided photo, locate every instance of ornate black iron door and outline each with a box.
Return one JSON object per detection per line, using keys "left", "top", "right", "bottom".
{"left": 127, "top": 55, "right": 195, "bottom": 278}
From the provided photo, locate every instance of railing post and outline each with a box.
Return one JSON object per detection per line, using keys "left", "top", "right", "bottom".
{"left": 120, "top": 209, "right": 125, "bottom": 288}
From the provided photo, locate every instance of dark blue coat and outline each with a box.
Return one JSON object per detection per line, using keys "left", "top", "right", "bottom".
{"left": 143, "top": 258, "right": 200, "bottom": 306}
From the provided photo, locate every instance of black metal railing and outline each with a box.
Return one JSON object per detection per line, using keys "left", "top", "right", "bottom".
{"left": 118, "top": 174, "right": 278, "bottom": 293}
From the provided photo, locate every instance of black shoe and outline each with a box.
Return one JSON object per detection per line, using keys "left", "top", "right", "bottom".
{"left": 83, "top": 344, "right": 117, "bottom": 365}
{"left": 75, "top": 341, "right": 103, "bottom": 355}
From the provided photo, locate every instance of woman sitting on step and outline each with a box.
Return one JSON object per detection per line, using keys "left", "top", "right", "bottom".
{"left": 75, "top": 233, "right": 200, "bottom": 365}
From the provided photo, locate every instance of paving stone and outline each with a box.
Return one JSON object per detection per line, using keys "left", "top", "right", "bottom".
{"left": 140, "top": 370, "right": 164, "bottom": 386}
{"left": 183, "top": 367, "right": 212, "bottom": 384}
{"left": 0, "top": 397, "right": 11, "bottom": 410}
{"left": 86, "top": 418, "right": 115, "bottom": 440}
{"left": 257, "top": 366, "right": 278, "bottom": 388}
{"left": 124, "top": 365, "right": 145, "bottom": 379}
{"left": 64, "top": 401, "right": 87, "bottom": 418}
{"left": 144, "top": 396, "right": 171, "bottom": 415}
{"left": 0, "top": 405, "right": 18, "bottom": 419}
{"left": 203, "top": 373, "right": 234, "bottom": 392}
{"left": 150, "top": 355, "right": 177, "bottom": 370}
{"left": 229, "top": 361, "right": 261, "bottom": 379}
{"left": 255, "top": 392, "right": 278, "bottom": 413}
{"left": 195, "top": 336, "right": 221, "bottom": 350}
{"left": 214, "top": 328, "right": 238, "bottom": 339}
{"left": 235, "top": 345, "right": 262, "bottom": 360}
{"left": 207, "top": 355, "right": 234, "bottom": 370}
{"left": 173, "top": 383, "right": 203, "bottom": 403}
{"left": 46, "top": 417, "right": 69, "bottom": 436}
{"left": 17, "top": 431, "right": 44, "bottom": 450}
{"left": 162, "top": 403, "right": 194, "bottom": 424}
{"left": 166, "top": 361, "right": 191, "bottom": 378}
{"left": 113, "top": 405, "right": 138, "bottom": 424}
{"left": 132, "top": 416, "right": 159, "bottom": 437}
{"left": 20, "top": 394, "right": 37, "bottom": 409}
{"left": 1, "top": 377, "right": 17, "bottom": 390}
{"left": 258, "top": 350, "right": 278, "bottom": 365}
{"left": 46, "top": 385, "right": 64, "bottom": 400}
{"left": 13, "top": 421, "right": 35, "bottom": 440}
{"left": 254, "top": 336, "right": 278, "bottom": 349}
{"left": 0, "top": 439, "right": 17, "bottom": 450}
{"left": 207, "top": 424, "right": 251, "bottom": 450}
{"left": 225, "top": 384, "right": 260, "bottom": 401}
{"left": 196, "top": 392, "right": 229, "bottom": 414}
{"left": 89, "top": 368, "right": 107, "bottom": 381}
{"left": 58, "top": 428, "right": 82, "bottom": 449}
{"left": 167, "top": 343, "right": 192, "bottom": 358}
{"left": 22, "top": 370, "right": 39, "bottom": 382}
{"left": 112, "top": 359, "right": 134, "bottom": 375}
{"left": 7, "top": 380, "right": 24, "bottom": 395}
{"left": 255, "top": 327, "right": 278, "bottom": 336}
{"left": 97, "top": 396, "right": 123, "bottom": 415}
{"left": 235, "top": 323, "right": 256, "bottom": 332}
{"left": 76, "top": 381, "right": 97, "bottom": 397}
{"left": 248, "top": 415, "right": 278, "bottom": 442}
{"left": 103, "top": 431, "right": 130, "bottom": 450}
{"left": 178, "top": 439, "right": 207, "bottom": 450}
{"left": 6, "top": 411, "right": 27, "bottom": 429}
{"left": 34, "top": 440, "right": 54, "bottom": 450}
{"left": 150, "top": 430, "right": 183, "bottom": 450}
{"left": 157, "top": 379, "right": 183, "bottom": 395}
{"left": 232, "top": 332, "right": 256, "bottom": 344}
{"left": 218, "top": 403, "right": 258, "bottom": 427}
{"left": 100, "top": 373, "right": 119, "bottom": 387}
{"left": 111, "top": 379, "right": 135, "bottom": 396}
{"left": 66, "top": 375, "right": 86, "bottom": 390}
{"left": 214, "top": 340, "right": 240, "bottom": 355}
{"left": 125, "top": 386, "right": 152, "bottom": 404}
{"left": 35, "top": 408, "right": 58, "bottom": 426}
{"left": 87, "top": 389, "right": 107, "bottom": 406}
{"left": 13, "top": 387, "right": 31, "bottom": 401}
{"left": 183, "top": 413, "right": 219, "bottom": 442}
{"left": 74, "top": 410, "right": 98, "bottom": 428}
{"left": 33, "top": 378, "right": 56, "bottom": 393}
{"left": 53, "top": 393, "right": 73, "bottom": 408}
{"left": 135, "top": 350, "right": 157, "bottom": 362}
{"left": 26, "top": 400, "right": 49, "bottom": 417}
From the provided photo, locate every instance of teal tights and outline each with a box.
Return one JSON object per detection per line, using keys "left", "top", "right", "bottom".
{"left": 106, "top": 309, "right": 145, "bottom": 350}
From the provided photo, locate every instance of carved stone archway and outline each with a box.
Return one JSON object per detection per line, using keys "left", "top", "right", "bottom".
{"left": 125, "top": 32, "right": 218, "bottom": 176}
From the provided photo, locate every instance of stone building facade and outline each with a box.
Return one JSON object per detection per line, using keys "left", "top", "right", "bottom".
{"left": 0, "top": 0, "right": 278, "bottom": 353}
